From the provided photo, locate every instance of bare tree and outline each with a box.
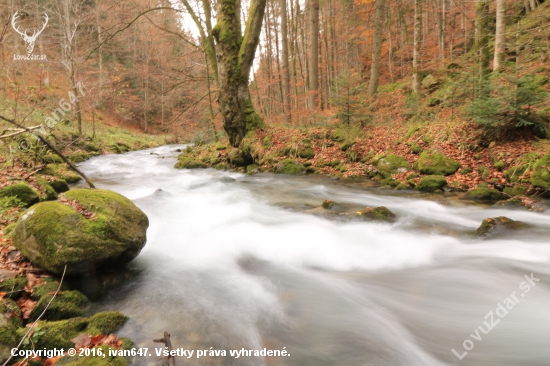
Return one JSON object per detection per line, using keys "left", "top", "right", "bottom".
{"left": 280, "top": 0, "right": 292, "bottom": 123}
{"left": 412, "top": 0, "right": 422, "bottom": 96}
{"left": 493, "top": 0, "right": 506, "bottom": 72}
{"left": 367, "top": 0, "right": 385, "bottom": 98}
{"left": 309, "top": 0, "right": 319, "bottom": 109}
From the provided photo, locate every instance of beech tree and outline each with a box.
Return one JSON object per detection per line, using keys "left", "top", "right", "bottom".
{"left": 412, "top": 0, "right": 422, "bottom": 96}
{"left": 493, "top": 0, "right": 506, "bottom": 72}
{"left": 367, "top": 0, "right": 385, "bottom": 98}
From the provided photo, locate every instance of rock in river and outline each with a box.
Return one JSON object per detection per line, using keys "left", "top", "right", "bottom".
{"left": 12, "top": 189, "right": 149, "bottom": 275}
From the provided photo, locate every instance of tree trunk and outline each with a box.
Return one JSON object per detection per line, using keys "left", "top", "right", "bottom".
{"left": 280, "top": 0, "right": 291, "bottom": 123}
{"left": 475, "top": 0, "right": 490, "bottom": 78}
{"left": 412, "top": 0, "right": 422, "bottom": 97}
{"left": 367, "top": 0, "right": 385, "bottom": 98}
{"left": 213, "top": 0, "right": 267, "bottom": 147}
{"left": 493, "top": 0, "right": 506, "bottom": 72}
{"left": 309, "top": 0, "right": 319, "bottom": 109}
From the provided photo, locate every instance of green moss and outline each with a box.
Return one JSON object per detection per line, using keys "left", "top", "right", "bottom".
{"left": 409, "top": 143, "right": 423, "bottom": 154}
{"left": 406, "top": 173, "right": 419, "bottom": 180}
{"left": 415, "top": 151, "right": 460, "bottom": 176}
{"left": 395, "top": 183, "right": 409, "bottom": 190}
{"left": 243, "top": 99, "right": 265, "bottom": 131}
{"left": 69, "top": 152, "right": 92, "bottom": 163}
{"left": 12, "top": 189, "right": 149, "bottom": 275}
{"left": 322, "top": 200, "right": 336, "bottom": 209}
{"left": 460, "top": 168, "right": 473, "bottom": 175}
{"left": 375, "top": 154, "right": 410, "bottom": 176}
{"left": 174, "top": 157, "right": 208, "bottom": 169}
{"left": 340, "top": 141, "right": 355, "bottom": 151}
{"left": 476, "top": 216, "right": 529, "bottom": 236}
{"left": 87, "top": 312, "right": 127, "bottom": 335}
{"left": 0, "top": 325, "right": 17, "bottom": 347}
{"left": 18, "top": 318, "right": 89, "bottom": 350}
{"left": 329, "top": 159, "right": 340, "bottom": 167}
{"left": 246, "top": 164, "right": 259, "bottom": 175}
{"left": 31, "top": 278, "right": 68, "bottom": 300}
{"left": 41, "top": 154, "right": 63, "bottom": 164}
{"left": 280, "top": 159, "right": 305, "bottom": 174}
{"left": 110, "top": 142, "right": 131, "bottom": 154}
{"left": 0, "top": 277, "right": 27, "bottom": 299}
{"left": 416, "top": 175, "right": 447, "bottom": 192}
{"left": 3, "top": 223, "right": 16, "bottom": 237}
{"left": 354, "top": 207, "right": 396, "bottom": 222}
{"left": 504, "top": 164, "right": 528, "bottom": 183}
{"left": 531, "top": 154, "right": 550, "bottom": 189}
{"left": 29, "top": 290, "right": 89, "bottom": 321}
{"left": 40, "top": 164, "right": 81, "bottom": 183}
{"left": 298, "top": 148, "right": 315, "bottom": 159}
{"left": 0, "top": 183, "right": 39, "bottom": 208}
{"left": 0, "top": 299, "right": 22, "bottom": 328}
{"left": 464, "top": 187, "right": 502, "bottom": 201}
{"left": 494, "top": 161, "right": 505, "bottom": 171}
{"left": 503, "top": 185, "right": 528, "bottom": 197}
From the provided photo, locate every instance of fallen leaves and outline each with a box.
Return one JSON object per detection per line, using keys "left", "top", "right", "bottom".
{"left": 59, "top": 198, "right": 96, "bottom": 220}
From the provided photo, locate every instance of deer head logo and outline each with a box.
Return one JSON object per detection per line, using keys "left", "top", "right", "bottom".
{"left": 11, "top": 12, "right": 49, "bottom": 55}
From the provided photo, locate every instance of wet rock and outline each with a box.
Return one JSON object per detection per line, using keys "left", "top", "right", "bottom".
{"left": 12, "top": 189, "right": 149, "bottom": 275}
{"left": 492, "top": 196, "right": 546, "bottom": 212}
{"left": 353, "top": 206, "right": 396, "bottom": 223}
{"left": 322, "top": 200, "right": 336, "bottom": 209}
{"left": 476, "top": 216, "right": 529, "bottom": 237}
{"left": 174, "top": 156, "right": 207, "bottom": 169}
{"left": 463, "top": 187, "right": 502, "bottom": 201}
{"left": 227, "top": 148, "right": 253, "bottom": 167}
{"left": 415, "top": 151, "right": 460, "bottom": 176}
{"left": 416, "top": 175, "right": 447, "bottom": 192}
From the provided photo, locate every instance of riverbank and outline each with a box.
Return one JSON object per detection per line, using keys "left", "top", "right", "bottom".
{"left": 0, "top": 125, "right": 169, "bottom": 366}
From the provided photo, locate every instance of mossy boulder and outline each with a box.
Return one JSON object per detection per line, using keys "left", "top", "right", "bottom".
{"left": 40, "top": 164, "right": 82, "bottom": 184}
{"left": 50, "top": 179, "right": 70, "bottom": 194}
{"left": 375, "top": 155, "right": 410, "bottom": 175}
{"left": 416, "top": 175, "right": 447, "bottom": 192}
{"left": 298, "top": 148, "right": 315, "bottom": 159}
{"left": 531, "top": 154, "right": 550, "bottom": 189}
{"left": 463, "top": 187, "right": 502, "bottom": 201}
{"left": 0, "top": 183, "right": 39, "bottom": 208}
{"left": 353, "top": 206, "right": 396, "bottom": 223}
{"left": 31, "top": 277, "right": 69, "bottom": 300}
{"left": 276, "top": 159, "right": 305, "bottom": 174}
{"left": 0, "top": 324, "right": 17, "bottom": 362}
{"left": 226, "top": 148, "right": 253, "bottom": 167}
{"left": 12, "top": 189, "right": 149, "bottom": 275}
{"left": 87, "top": 312, "right": 128, "bottom": 335}
{"left": 476, "top": 217, "right": 529, "bottom": 237}
{"left": 415, "top": 151, "right": 460, "bottom": 176}
{"left": 29, "top": 290, "right": 89, "bottom": 321}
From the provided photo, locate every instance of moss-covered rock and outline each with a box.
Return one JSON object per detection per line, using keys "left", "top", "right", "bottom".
{"left": 110, "top": 142, "right": 131, "bottom": 154}
{"left": 395, "top": 183, "right": 409, "bottom": 190}
{"left": 40, "top": 164, "right": 82, "bottom": 184}
{"left": 375, "top": 154, "right": 410, "bottom": 176}
{"left": 0, "top": 324, "right": 17, "bottom": 363}
{"left": 353, "top": 207, "right": 396, "bottom": 223}
{"left": 531, "top": 154, "right": 550, "bottom": 189}
{"left": 460, "top": 168, "right": 473, "bottom": 175}
{"left": 12, "top": 189, "right": 149, "bottom": 275}
{"left": 18, "top": 318, "right": 89, "bottom": 350}
{"left": 492, "top": 197, "right": 546, "bottom": 212}
{"left": 476, "top": 217, "right": 530, "bottom": 237}
{"left": 415, "top": 151, "right": 460, "bottom": 176}
{"left": 416, "top": 175, "right": 447, "bottom": 192}
{"left": 0, "top": 299, "right": 22, "bottom": 328}
{"left": 504, "top": 164, "right": 528, "bottom": 183}
{"left": 276, "top": 159, "right": 305, "bottom": 174}
{"left": 0, "top": 277, "right": 27, "bottom": 299}
{"left": 29, "top": 290, "right": 89, "bottom": 321}
{"left": 174, "top": 156, "right": 207, "bottom": 169}
{"left": 226, "top": 148, "right": 253, "bottom": 167}
{"left": 0, "top": 183, "right": 39, "bottom": 208}
{"left": 298, "top": 148, "right": 315, "bottom": 159}
{"left": 463, "top": 187, "right": 502, "bottom": 201}
{"left": 408, "top": 143, "right": 423, "bottom": 154}
{"left": 87, "top": 312, "right": 127, "bottom": 335}
{"left": 503, "top": 185, "right": 528, "bottom": 197}
{"left": 31, "top": 278, "right": 69, "bottom": 300}
{"left": 50, "top": 179, "right": 70, "bottom": 194}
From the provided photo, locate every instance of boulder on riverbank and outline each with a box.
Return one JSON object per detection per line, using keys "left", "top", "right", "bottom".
{"left": 463, "top": 187, "right": 502, "bottom": 201}
{"left": 415, "top": 151, "right": 460, "bottom": 176}
{"left": 0, "top": 183, "right": 40, "bottom": 208}
{"left": 416, "top": 175, "right": 447, "bottom": 192}
{"left": 531, "top": 154, "right": 550, "bottom": 189}
{"left": 12, "top": 189, "right": 149, "bottom": 275}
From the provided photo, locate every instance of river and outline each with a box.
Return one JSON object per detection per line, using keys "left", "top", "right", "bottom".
{"left": 76, "top": 145, "right": 550, "bottom": 366}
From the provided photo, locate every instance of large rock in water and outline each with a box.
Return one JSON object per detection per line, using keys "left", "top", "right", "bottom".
{"left": 12, "top": 189, "right": 148, "bottom": 275}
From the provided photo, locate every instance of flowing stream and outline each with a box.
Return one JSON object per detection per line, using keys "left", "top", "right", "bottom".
{"left": 75, "top": 145, "right": 550, "bottom": 366}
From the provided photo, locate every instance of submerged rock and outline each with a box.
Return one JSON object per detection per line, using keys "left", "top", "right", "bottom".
{"left": 415, "top": 151, "right": 460, "bottom": 176}
{"left": 0, "top": 183, "right": 39, "bottom": 208}
{"left": 492, "top": 196, "right": 546, "bottom": 212}
{"left": 475, "top": 216, "right": 529, "bottom": 237}
{"left": 12, "top": 189, "right": 149, "bottom": 275}
{"left": 353, "top": 206, "right": 396, "bottom": 223}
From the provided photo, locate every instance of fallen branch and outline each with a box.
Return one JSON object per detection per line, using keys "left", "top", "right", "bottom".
{"left": 2, "top": 265, "right": 67, "bottom": 366}
{"left": 0, "top": 115, "right": 95, "bottom": 189}
{"left": 0, "top": 126, "right": 42, "bottom": 139}
{"left": 153, "top": 331, "right": 176, "bottom": 366}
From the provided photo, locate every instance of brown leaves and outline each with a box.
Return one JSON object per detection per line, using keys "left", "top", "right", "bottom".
{"left": 59, "top": 198, "right": 96, "bottom": 220}
{"left": 17, "top": 293, "right": 37, "bottom": 319}
{"left": 72, "top": 333, "right": 124, "bottom": 351}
